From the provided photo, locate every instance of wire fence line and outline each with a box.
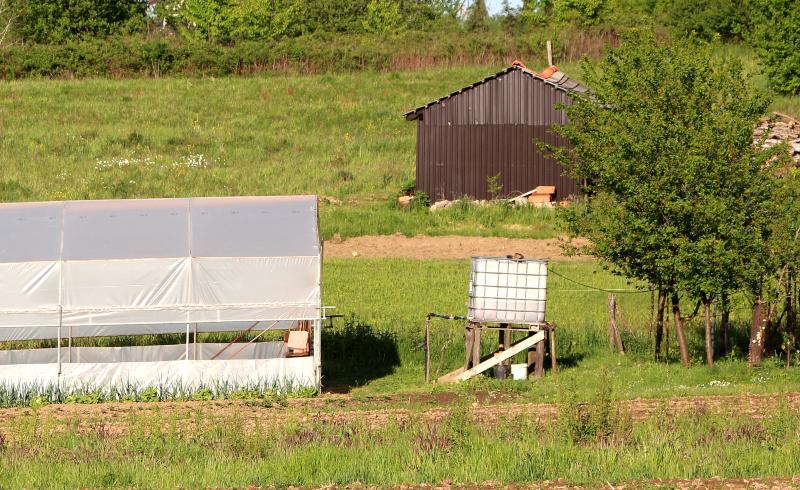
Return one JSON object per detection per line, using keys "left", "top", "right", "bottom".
{"left": 548, "top": 266, "right": 653, "bottom": 294}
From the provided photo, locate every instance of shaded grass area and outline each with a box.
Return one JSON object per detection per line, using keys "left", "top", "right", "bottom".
{"left": 322, "top": 258, "right": 800, "bottom": 399}
{"left": 1, "top": 401, "right": 798, "bottom": 487}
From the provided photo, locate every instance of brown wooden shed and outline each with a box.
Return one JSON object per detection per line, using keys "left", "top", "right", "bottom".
{"left": 404, "top": 63, "right": 588, "bottom": 201}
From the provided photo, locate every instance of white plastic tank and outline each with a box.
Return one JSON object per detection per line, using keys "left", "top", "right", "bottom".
{"left": 468, "top": 256, "right": 548, "bottom": 324}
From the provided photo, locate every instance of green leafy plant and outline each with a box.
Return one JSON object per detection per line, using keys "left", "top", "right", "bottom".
{"left": 486, "top": 172, "right": 503, "bottom": 200}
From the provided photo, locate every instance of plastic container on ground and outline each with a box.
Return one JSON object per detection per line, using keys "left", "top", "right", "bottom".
{"left": 510, "top": 363, "right": 528, "bottom": 380}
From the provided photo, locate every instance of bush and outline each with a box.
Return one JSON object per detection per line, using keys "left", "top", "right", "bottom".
{"left": 0, "top": 29, "right": 543, "bottom": 79}
{"left": 663, "top": 0, "right": 753, "bottom": 41}
{"left": 749, "top": 0, "right": 800, "bottom": 95}
{"left": 11, "top": 0, "right": 147, "bottom": 44}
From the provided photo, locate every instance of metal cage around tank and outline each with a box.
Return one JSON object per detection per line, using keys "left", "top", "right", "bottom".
{"left": 468, "top": 256, "right": 548, "bottom": 325}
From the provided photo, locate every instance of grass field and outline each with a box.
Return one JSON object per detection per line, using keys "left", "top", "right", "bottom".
{"left": 2, "top": 46, "right": 800, "bottom": 487}
{"left": 1, "top": 54, "right": 796, "bottom": 240}
{"left": 322, "top": 258, "right": 800, "bottom": 400}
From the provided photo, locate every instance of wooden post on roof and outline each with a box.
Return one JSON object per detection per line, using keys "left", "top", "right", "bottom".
{"left": 546, "top": 40, "right": 553, "bottom": 66}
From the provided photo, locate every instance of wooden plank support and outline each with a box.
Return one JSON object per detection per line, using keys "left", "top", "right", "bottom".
{"left": 451, "top": 331, "right": 545, "bottom": 382}
{"left": 437, "top": 366, "right": 466, "bottom": 384}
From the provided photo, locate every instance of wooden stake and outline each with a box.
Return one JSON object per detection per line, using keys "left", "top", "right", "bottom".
{"left": 546, "top": 40, "right": 553, "bottom": 66}
{"left": 607, "top": 294, "right": 625, "bottom": 354}
{"left": 549, "top": 327, "right": 557, "bottom": 372}
{"left": 608, "top": 294, "right": 617, "bottom": 352}
{"left": 424, "top": 317, "right": 431, "bottom": 383}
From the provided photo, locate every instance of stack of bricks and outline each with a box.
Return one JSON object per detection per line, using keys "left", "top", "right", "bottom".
{"left": 527, "top": 186, "right": 556, "bottom": 205}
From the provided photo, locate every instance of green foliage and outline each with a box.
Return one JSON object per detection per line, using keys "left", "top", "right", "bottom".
{"left": 559, "top": 373, "right": 632, "bottom": 445}
{"left": 0, "top": 29, "right": 540, "bottom": 79}
{"left": 156, "top": 0, "right": 448, "bottom": 43}
{"left": 137, "top": 387, "right": 159, "bottom": 402}
{"left": 749, "top": 0, "right": 800, "bottom": 95}
{"left": 192, "top": 388, "right": 214, "bottom": 401}
{"left": 11, "top": 0, "right": 147, "bottom": 44}
{"left": 663, "top": 0, "right": 753, "bottom": 41}
{"left": 363, "top": 0, "right": 402, "bottom": 34}
{"left": 552, "top": 32, "right": 774, "bottom": 304}
{"left": 553, "top": 0, "right": 606, "bottom": 26}
{"left": 466, "top": 0, "right": 488, "bottom": 30}
{"left": 485, "top": 172, "right": 503, "bottom": 199}
{"left": 411, "top": 191, "right": 432, "bottom": 209}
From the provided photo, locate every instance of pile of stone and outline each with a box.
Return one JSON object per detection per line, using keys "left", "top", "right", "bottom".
{"left": 754, "top": 112, "right": 800, "bottom": 166}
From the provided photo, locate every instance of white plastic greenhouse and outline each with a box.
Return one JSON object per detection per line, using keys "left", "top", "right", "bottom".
{"left": 0, "top": 195, "right": 324, "bottom": 392}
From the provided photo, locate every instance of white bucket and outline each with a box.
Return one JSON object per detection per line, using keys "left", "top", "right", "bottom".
{"left": 510, "top": 363, "right": 528, "bottom": 380}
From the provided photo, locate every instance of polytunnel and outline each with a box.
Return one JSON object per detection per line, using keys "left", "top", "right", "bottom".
{"left": 0, "top": 195, "right": 324, "bottom": 392}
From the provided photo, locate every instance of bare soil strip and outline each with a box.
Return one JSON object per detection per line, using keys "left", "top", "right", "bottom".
{"left": 323, "top": 235, "right": 590, "bottom": 260}
{"left": 1, "top": 391, "right": 798, "bottom": 438}
{"left": 307, "top": 477, "right": 800, "bottom": 489}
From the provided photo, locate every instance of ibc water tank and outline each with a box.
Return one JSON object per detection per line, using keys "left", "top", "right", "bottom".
{"left": 467, "top": 256, "right": 548, "bottom": 324}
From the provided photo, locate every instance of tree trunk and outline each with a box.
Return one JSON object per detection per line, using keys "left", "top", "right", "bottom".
{"left": 655, "top": 288, "right": 666, "bottom": 360}
{"left": 704, "top": 301, "right": 713, "bottom": 368}
{"left": 721, "top": 292, "right": 730, "bottom": 356}
{"left": 749, "top": 299, "right": 767, "bottom": 367}
{"left": 671, "top": 292, "right": 690, "bottom": 367}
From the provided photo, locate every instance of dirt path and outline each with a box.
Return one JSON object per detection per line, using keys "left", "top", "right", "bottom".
{"left": 337, "top": 478, "right": 800, "bottom": 489}
{"left": 324, "top": 234, "right": 590, "bottom": 260}
{"left": 1, "top": 391, "right": 797, "bottom": 438}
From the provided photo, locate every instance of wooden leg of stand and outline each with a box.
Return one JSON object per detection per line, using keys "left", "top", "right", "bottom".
{"left": 534, "top": 336, "right": 545, "bottom": 378}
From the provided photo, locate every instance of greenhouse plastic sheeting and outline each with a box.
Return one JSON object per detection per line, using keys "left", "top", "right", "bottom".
{"left": 0, "top": 342, "right": 288, "bottom": 365}
{"left": 0, "top": 356, "right": 316, "bottom": 392}
{"left": 0, "top": 196, "right": 322, "bottom": 339}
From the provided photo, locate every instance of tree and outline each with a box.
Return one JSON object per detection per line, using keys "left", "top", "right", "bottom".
{"left": 550, "top": 31, "right": 775, "bottom": 367}
{"left": 749, "top": 0, "right": 800, "bottom": 95}
{"left": 466, "top": 0, "right": 487, "bottom": 30}
{"left": 0, "top": 0, "right": 15, "bottom": 47}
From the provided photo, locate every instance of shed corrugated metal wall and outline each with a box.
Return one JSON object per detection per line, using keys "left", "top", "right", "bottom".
{"left": 412, "top": 69, "right": 580, "bottom": 201}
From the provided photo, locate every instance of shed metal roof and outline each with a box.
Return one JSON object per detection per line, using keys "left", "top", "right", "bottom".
{"left": 404, "top": 63, "right": 589, "bottom": 121}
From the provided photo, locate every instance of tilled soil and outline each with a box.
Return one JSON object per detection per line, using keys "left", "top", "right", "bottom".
{"left": 323, "top": 235, "right": 590, "bottom": 260}
{"left": 298, "top": 477, "right": 800, "bottom": 489}
{"left": 1, "top": 391, "right": 798, "bottom": 439}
